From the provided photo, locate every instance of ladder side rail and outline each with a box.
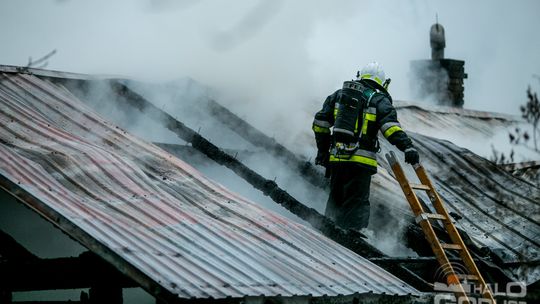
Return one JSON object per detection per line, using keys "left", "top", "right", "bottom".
{"left": 414, "top": 165, "right": 496, "bottom": 303}
{"left": 386, "top": 153, "right": 469, "bottom": 301}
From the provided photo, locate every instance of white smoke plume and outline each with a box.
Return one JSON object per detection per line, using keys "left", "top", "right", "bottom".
{"left": 1, "top": 0, "right": 540, "bottom": 286}
{"left": 1, "top": 0, "right": 539, "bottom": 145}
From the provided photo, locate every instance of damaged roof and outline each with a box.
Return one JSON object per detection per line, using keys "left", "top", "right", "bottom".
{"left": 118, "top": 78, "right": 540, "bottom": 284}
{"left": 92, "top": 73, "right": 540, "bottom": 284}
{"left": 120, "top": 77, "right": 540, "bottom": 270}
{"left": 0, "top": 69, "right": 421, "bottom": 301}
{"left": 391, "top": 102, "right": 539, "bottom": 264}
{"left": 376, "top": 106, "right": 540, "bottom": 283}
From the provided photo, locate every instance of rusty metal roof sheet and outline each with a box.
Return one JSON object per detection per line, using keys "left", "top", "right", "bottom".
{"left": 110, "top": 78, "right": 540, "bottom": 284}
{"left": 108, "top": 78, "right": 539, "bottom": 283}
{"left": 0, "top": 72, "right": 420, "bottom": 300}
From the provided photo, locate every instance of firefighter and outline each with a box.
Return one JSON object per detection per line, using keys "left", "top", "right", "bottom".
{"left": 312, "top": 62, "right": 419, "bottom": 230}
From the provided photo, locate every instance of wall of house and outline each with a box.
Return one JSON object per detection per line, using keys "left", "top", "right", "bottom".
{"left": 0, "top": 190, "right": 155, "bottom": 303}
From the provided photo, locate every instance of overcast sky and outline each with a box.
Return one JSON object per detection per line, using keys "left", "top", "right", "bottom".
{"left": 1, "top": 0, "right": 539, "bottom": 116}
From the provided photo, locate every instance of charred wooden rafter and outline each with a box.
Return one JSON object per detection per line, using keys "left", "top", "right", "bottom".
{"left": 206, "top": 99, "right": 328, "bottom": 190}
{"left": 103, "top": 80, "right": 521, "bottom": 291}
{"left": 49, "top": 77, "right": 517, "bottom": 293}
{"left": 105, "top": 80, "right": 385, "bottom": 257}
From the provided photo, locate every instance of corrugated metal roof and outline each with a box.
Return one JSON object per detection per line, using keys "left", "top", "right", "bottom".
{"left": 376, "top": 104, "right": 540, "bottom": 283}
{"left": 392, "top": 102, "right": 526, "bottom": 159}
{"left": 114, "top": 78, "right": 540, "bottom": 283}
{"left": 391, "top": 103, "right": 539, "bottom": 263}
{"left": 119, "top": 79, "right": 540, "bottom": 283}
{"left": 378, "top": 136, "right": 540, "bottom": 264}
{"left": 0, "top": 72, "right": 420, "bottom": 300}
{"left": 108, "top": 77, "right": 540, "bottom": 283}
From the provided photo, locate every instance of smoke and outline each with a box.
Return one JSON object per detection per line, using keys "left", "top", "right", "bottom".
{"left": 409, "top": 62, "right": 451, "bottom": 105}
{"left": 0, "top": 1, "right": 538, "bottom": 145}
{"left": 210, "top": 0, "right": 283, "bottom": 52}
{"left": 2, "top": 0, "right": 540, "bottom": 266}
{"left": 1, "top": 0, "right": 538, "bottom": 152}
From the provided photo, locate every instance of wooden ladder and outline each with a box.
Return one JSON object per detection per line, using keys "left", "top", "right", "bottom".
{"left": 385, "top": 151, "right": 495, "bottom": 304}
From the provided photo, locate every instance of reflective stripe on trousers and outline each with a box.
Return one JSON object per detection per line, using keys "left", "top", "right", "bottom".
{"left": 329, "top": 148, "right": 377, "bottom": 167}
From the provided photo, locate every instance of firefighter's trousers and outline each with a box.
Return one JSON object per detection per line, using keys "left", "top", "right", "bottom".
{"left": 325, "top": 164, "right": 371, "bottom": 230}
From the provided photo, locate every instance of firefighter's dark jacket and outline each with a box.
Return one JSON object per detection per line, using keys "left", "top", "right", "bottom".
{"left": 312, "top": 79, "right": 413, "bottom": 174}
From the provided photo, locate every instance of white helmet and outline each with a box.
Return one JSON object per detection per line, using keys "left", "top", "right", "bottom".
{"left": 358, "top": 62, "right": 386, "bottom": 86}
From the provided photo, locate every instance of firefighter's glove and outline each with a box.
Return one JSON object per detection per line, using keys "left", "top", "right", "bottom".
{"left": 315, "top": 150, "right": 329, "bottom": 168}
{"left": 404, "top": 147, "right": 420, "bottom": 165}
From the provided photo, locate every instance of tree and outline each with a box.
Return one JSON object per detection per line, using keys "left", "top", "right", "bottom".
{"left": 491, "top": 86, "right": 540, "bottom": 185}
{"left": 519, "top": 87, "right": 540, "bottom": 151}
{"left": 491, "top": 86, "right": 540, "bottom": 164}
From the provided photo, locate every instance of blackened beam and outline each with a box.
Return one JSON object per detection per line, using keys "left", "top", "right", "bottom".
{"left": 204, "top": 99, "right": 512, "bottom": 283}
{"left": 101, "top": 80, "right": 523, "bottom": 293}
{"left": 153, "top": 143, "right": 510, "bottom": 283}
{"left": 154, "top": 142, "right": 257, "bottom": 159}
{"left": 108, "top": 80, "right": 385, "bottom": 258}
{"left": 0, "top": 251, "right": 137, "bottom": 291}
{"left": 46, "top": 78, "right": 435, "bottom": 291}
{"left": 39, "top": 77, "right": 431, "bottom": 296}
{"left": 206, "top": 99, "right": 328, "bottom": 190}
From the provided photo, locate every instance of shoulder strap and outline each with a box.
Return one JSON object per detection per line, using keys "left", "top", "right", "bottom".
{"left": 359, "top": 78, "right": 393, "bottom": 104}
{"left": 362, "top": 89, "right": 377, "bottom": 107}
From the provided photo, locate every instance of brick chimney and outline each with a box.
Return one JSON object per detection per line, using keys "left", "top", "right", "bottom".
{"left": 410, "top": 20, "right": 467, "bottom": 107}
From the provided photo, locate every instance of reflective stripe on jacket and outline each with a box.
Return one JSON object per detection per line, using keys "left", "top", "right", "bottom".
{"left": 312, "top": 79, "right": 413, "bottom": 173}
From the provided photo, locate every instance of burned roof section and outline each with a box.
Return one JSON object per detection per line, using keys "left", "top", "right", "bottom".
{"left": 1, "top": 65, "right": 539, "bottom": 303}
{"left": 0, "top": 68, "right": 421, "bottom": 302}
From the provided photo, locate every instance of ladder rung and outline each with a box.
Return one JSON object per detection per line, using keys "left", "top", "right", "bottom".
{"left": 385, "top": 150, "right": 496, "bottom": 303}
{"left": 457, "top": 274, "right": 479, "bottom": 281}
{"left": 441, "top": 243, "right": 463, "bottom": 250}
{"left": 415, "top": 213, "right": 447, "bottom": 223}
{"left": 410, "top": 183, "right": 431, "bottom": 191}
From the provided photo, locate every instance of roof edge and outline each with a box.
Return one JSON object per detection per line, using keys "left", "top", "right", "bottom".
{"left": 394, "top": 100, "right": 521, "bottom": 122}
{"left": 0, "top": 64, "right": 120, "bottom": 80}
